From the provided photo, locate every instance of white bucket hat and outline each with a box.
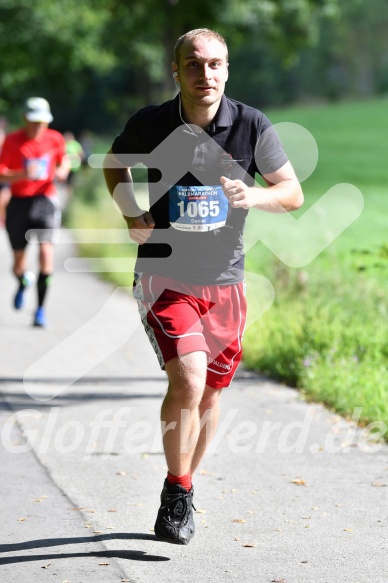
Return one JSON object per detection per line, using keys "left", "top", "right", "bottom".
{"left": 24, "top": 97, "right": 53, "bottom": 123}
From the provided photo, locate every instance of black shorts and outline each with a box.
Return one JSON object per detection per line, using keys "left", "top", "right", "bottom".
{"left": 5, "top": 195, "right": 61, "bottom": 250}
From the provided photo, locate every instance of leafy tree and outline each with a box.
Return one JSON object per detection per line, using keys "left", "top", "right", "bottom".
{"left": 0, "top": 0, "right": 114, "bottom": 118}
{"left": 327, "top": 0, "right": 388, "bottom": 96}
{"left": 8, "top": 0, "right": 387, "bottom": 131}
{"left": 284, "top": 0, "right": 388, "bottom": 102}
{"left": 102, "top": 0, "right": 340, "bottom": 102}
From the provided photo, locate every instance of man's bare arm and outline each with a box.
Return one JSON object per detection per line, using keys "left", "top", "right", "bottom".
{"left": 0, "top": 168, "right": 27, "bottom": 183}
{"left": 103, "top": 148, "right": 154, "bottom": 244}
{"left": 221, "top": 161, "right": 304, "bottom": 213}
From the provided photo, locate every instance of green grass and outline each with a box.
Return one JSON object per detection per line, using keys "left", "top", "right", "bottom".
{"left": 266, "top": 97, "right": 388, "bottom": 191}
{"left": 243, "top": 97, "right": 388, "bottom": 429}
{"left": 66, "top": 97, "right": 388, "bottom": 433}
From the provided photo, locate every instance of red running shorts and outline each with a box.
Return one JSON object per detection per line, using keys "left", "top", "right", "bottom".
{"left": 133, "top": 272, "right": 247, "bottom": 389}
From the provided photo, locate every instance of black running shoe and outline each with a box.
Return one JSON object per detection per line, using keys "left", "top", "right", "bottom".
{"left": 154, "top": 479, "right": 195, "bottom": 545}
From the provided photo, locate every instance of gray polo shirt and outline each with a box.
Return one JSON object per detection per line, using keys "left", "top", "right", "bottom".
{"left": 112, "top": 93, "right": 288, "bottom": 284}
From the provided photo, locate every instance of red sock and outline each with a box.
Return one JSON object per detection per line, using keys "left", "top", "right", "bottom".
{"left": 167, "top": 471, "right": 192, "bottom": 492}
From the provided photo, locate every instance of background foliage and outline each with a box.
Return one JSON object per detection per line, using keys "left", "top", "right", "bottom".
{"left": 2, "top": 0, "right": 388, "bottom": 131}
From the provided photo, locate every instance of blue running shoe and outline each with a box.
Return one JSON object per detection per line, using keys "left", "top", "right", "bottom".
{"left": 13, "top": 272, "right": 35, "bottom": 310}
{"left": 14, "top": 288, "right": 25, "bottom": 310}
{"left": 33, "top": 306, "right": 47, "bottom": 328}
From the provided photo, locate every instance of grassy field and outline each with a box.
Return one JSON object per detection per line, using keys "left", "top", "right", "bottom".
{"left": 243, "top": 98, "right": 388, "bottom": 428}
{"left": 67, "top": 97, "right": 388, "bottom": 432}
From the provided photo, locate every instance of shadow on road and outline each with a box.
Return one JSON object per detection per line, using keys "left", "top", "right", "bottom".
{"left": 0, "top": 533, "right": 170, "bottom": 564}
{"left": 0, "top": 378, "right": 167, "bottom": 412}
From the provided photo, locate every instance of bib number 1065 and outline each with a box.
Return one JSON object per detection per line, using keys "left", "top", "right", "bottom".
{"left": 177, "top": 200, "right": 220, "bottom": 218}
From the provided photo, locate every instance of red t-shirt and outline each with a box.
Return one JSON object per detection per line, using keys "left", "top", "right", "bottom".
{"left": 0, "top": 128, "right": 66, "bottom": 197}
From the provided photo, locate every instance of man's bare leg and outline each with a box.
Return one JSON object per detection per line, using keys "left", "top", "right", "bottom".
{"left": 190, "top": 385, "right": 222, "bottom": 476}
{"left": 38, "top": 241, "right": 54, "bottom": 273}
{"left": 155, "top": 351, "right": 208, "bottom": 544}
{"left": 156, "top": 351, "right": 224, "bottom": 544}
{"left": 12, "top": 249, "right": 27, "bottom": 277}
{"left": 162, "top": 351, "right": 208, "bottom": 477}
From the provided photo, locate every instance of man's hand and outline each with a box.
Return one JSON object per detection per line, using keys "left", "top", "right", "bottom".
{"left": 221, "top": 161, "right": 304, "bottom": 214}
{"left": 56, "top": 154, "right": 72, "bottom": 182}
{"left": 220, "top": 176, "right": 257, "bottom": 209}
{"left": 124, "top": 211, "right": 155, "bottom": 244}
{"left": 55, "top": 166, "right": 69, "bottom": 182}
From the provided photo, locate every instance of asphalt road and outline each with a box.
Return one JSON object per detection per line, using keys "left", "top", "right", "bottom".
{"left": 0, "top": 227, "right": 387, "bottom": 583}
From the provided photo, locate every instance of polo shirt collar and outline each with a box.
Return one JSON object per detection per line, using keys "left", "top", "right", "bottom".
{"left": 211, "top": 94, "right": 233, "bottom": 128}
{"left": 166, "top": 93, "right": 233, "bottom": 130}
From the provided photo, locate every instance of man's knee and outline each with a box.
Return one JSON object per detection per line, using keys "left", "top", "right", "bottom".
{"left": 200, "top": 386, "right": 222, "bottom": 410}
{"left": 165, "top": 352, "right": 208, "bottom": 405}
{"left": 39, "top": 242, "right": 53, "bottom": 256}
{"left": 166, "top": 374, "right": 206, "bottom": 406}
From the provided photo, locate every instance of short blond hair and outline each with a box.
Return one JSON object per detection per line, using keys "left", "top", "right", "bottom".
{"left": 174, "top": 28, "right": 228, "bottom": 65}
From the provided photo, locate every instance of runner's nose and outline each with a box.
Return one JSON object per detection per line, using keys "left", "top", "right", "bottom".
{"left": 199, "top": 64, "right": 213, "bottom": 80}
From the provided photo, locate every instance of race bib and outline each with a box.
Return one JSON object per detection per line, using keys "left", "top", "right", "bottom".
{"left": 25, "top": 156, "right": 50, "bottom": 180}
{"left": 169, "top": 185, "right": 228, "bottom": 232}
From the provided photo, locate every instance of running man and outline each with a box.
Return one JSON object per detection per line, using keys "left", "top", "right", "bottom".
{"left": 104, "top": 29, "right": 303, "bottom": 544}
{"left": 0, "top": 97, "right": 69, "bottom": 327}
